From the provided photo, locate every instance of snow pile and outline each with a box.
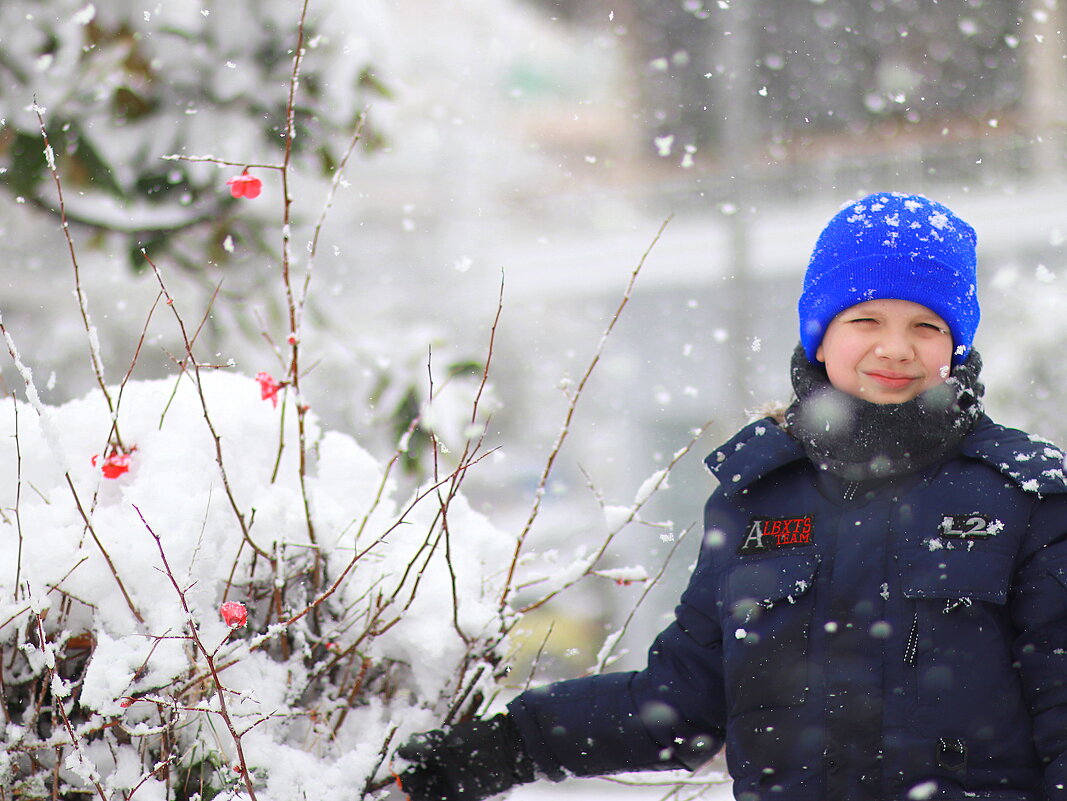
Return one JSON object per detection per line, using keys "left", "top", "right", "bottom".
{"left": 0, "top": 371, "right": 514, "bottom": 800}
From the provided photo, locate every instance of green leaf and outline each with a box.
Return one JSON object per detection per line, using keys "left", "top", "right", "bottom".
{"left": 65, "top": 121, "right": 124, "bottom": 197}
{"left": 357, "top": 67, "right": 393, "bottom": 100}
{"left": 3, "top": 130, "right": 48, "bottom": 197}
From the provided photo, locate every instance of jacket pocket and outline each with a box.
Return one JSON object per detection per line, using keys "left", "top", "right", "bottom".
{"left": 901, "top": 548, "right": 1013, "bottom": 604}
{"left": 720, "top": 553, "right": 819, "bottom": 714}
{"left": 901, "top": 549, "right": 1026, "bottom": 737}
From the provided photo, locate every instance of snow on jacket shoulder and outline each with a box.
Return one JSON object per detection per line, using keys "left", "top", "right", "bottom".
{"left": 508, "top": 415, "right": 1067, "bottom": 801}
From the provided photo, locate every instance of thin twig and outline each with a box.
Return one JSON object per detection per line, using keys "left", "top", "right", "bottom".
{"left": 469, "top": 272, "right": 505, "bottom": 428}
{"left": 283, "top": 448, "right": 495, "bottom": 628}
{"left": 162, "top": 154, "right": 282, "bottom": 170}
{"left": 424, "top": 349, "right": 467, "bottom": 641}
{"left": 499, "top": 216, "right": 673, "bottom": 611}
{"left": 33, "top": 613, "right": 109, "bottom": 801}
{"left": 268, "top": 0, "right": 322, "bottom": 599}
{"left": 189, "top": 282, "right": 225, "bottom": 352}
{"left": 329, "top": 655, "right": 373, "bottom": 737}
{"left": 518, "top": 421, "right": 708, "bottom": 615}
{"left": 592, "top": 521, "right": 695, "bottom": 673}
{"left": 134, "top": 505, "right": 260, "bottom": 801}
{"left": 432, "top": 276, "right": 505, "bottom": 642}
{"left": 443, "top": 662, "right": 485, "bottom": 726}
{"left": 67, "top": 473, "right": 145, "bottom": 622}
{"left": 0, "top": 314, "right": 144, "bottom": 623}
{"left": 11, "top": 391, "right": 23, "bottom": 599}
{"left": 361, "top": 725, "right": 398, "bottom": 800}
{"left": 522, "top": 622, "right": 555, "bottom": 693}
{"left": 112, "top": 291, "right": 164, "bottom": 407}
{"left": 302, "top": 110, "right": 368, "bottom": 310}
{"left": 143, "top": 251, "right": 269, "bottom": 561}
{"left": 32, "top": 103, "right": 122, "bottom": 450}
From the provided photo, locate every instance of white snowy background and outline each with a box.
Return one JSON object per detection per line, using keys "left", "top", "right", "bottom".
{"left": 0, "top": 0, "right": 1064, "bottom": 799}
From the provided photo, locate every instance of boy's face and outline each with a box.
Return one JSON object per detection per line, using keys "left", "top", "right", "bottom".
{"left": 815, "top": 298, "right": 954, "bottom": 404}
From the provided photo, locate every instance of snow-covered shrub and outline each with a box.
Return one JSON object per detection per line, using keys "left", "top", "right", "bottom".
{"left": 0, "top": 370, "right": 516, "bottom": 800}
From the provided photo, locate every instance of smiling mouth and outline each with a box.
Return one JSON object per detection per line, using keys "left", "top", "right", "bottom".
{"left": 866, "top": 372, "right": 917, "bottom": 388}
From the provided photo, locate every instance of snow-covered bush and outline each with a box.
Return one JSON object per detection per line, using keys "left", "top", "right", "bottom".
{"left": 0, "top": 370, "right": 513, "bottom": 800}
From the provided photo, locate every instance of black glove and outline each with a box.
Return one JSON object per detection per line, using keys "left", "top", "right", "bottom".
{"left": 396, "top": 714, "right": 536, "bottom": 801}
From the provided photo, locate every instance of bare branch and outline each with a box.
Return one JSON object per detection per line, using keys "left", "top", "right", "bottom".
{"left": 499, "top": 217, "right": 674, "bottom": 611}
{"left": 143, "top": 251, "right": 269, "bottom": 561}
{"left": 134, "top": 505, "right": 259, "bottom": 801}
{"left": 302, "top": 110, "right": 368, "bottom": 310}
{"left": 10, "top": 391, "right": 24, "bottom": 600}
{"left": 33, "top": 612, "right": 110, "bottom": 801}
{"left": 521, "top": 622, "right": 555, "bottom": 693}
{"left": 32, "top": 104, "right": 123, "bottom": 450}
{"left": 592, "top": 522, "right": 695, "bottom": 674}
{"left": 162, "top": 154, "right": 283, "bottom": 170}
{"left": 64, "top": 474, "right": 145, "bottom": 624}
{"left": 0, "top": 313, "right": 144, "bottom": 623}
{"left": 518, "top": 421, "right": 708, "bottom": 615}
{"left": 283, "top": 447, "right": 496, "bottom": 629}
{"left": 361, "top": 725, "right": 399, "bottom": 800}
{"left": 274, "top": 0, "right": 321, "bottom": 592}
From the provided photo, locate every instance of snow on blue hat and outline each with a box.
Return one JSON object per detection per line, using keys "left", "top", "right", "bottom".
{"left": 798, "top": 192, "right": 979, "bottom": 366}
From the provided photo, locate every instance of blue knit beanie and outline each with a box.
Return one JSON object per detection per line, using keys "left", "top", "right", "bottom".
{"left": 798, "top": 192, "right": 979, "bottom": 366}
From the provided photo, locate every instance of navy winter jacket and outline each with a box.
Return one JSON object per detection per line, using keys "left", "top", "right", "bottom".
{"left": 507, "top": 414, "right": 1067, "bottom": 800}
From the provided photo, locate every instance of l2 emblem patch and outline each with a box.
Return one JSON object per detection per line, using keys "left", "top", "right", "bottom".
{"left": 939, "top": 514, "right": 996, "bottom": 539}
{"left": 738, "top": 516, "right": 815, "bottom": 555}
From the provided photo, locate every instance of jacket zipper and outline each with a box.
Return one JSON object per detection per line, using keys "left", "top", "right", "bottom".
{"left": 904, "top": 611, "right": 919, "bottom": 666}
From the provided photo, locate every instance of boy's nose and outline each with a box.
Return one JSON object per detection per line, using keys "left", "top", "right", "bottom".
{"left": 873, "top": 330, "right": 914, "bottom": 360}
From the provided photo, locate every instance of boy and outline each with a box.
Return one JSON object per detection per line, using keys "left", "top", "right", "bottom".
{"left": 398, "top": 193, "right": 1067, "bottom": 800}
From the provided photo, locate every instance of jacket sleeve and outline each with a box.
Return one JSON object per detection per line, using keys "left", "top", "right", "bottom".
{"left": 506, "top": 533, "right": 727, "bottom": 781}
{"left": 1010, "top": 493, "right": 1067, "bottom": 801}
